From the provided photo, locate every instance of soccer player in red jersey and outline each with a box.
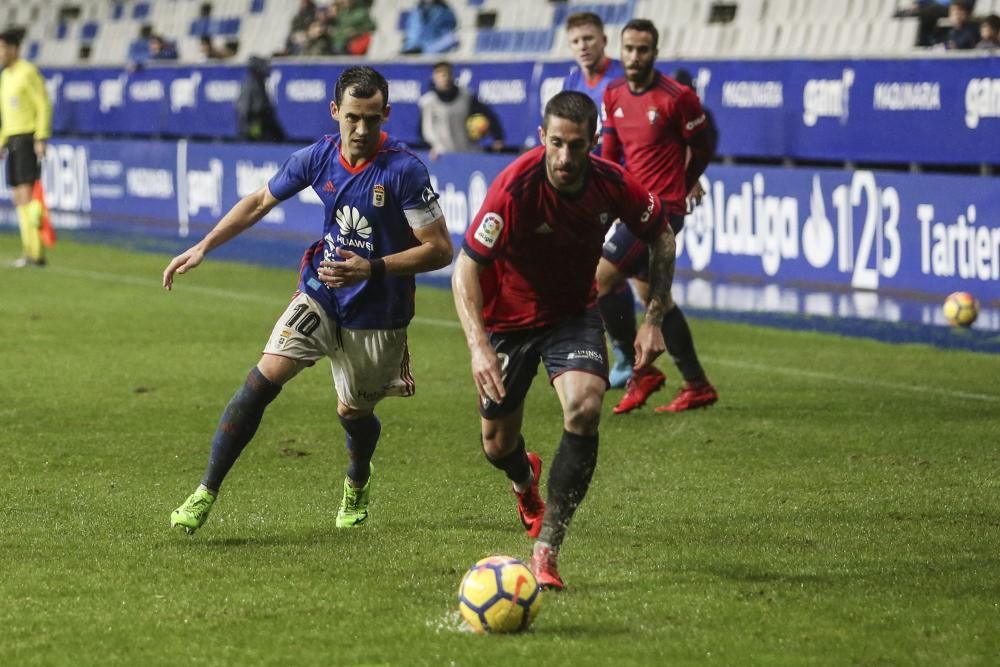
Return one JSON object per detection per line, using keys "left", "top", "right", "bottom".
{"left": 452, "top": 91, "right": 677, "bottom": 590}
{"left": 599, "top": 18, "right": 719, "bottom": 414}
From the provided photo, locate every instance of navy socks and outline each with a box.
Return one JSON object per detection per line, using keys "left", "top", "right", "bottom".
{"left": 201, "top": 367, "right": 282, "bottom": 492}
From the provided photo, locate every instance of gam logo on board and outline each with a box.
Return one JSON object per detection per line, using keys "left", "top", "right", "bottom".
{"left": 802, "top": 68, "right": 854, "bottom": 127}
{"left": 965, "top": 78, "right": 1000, "bottom": 129}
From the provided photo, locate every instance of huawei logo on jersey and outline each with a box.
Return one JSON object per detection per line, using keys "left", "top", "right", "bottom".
{"left": 335, "top": 205, "right": 375, "bottom": 252}
{"left": 337, "top": 205, "right": 372, "bottom": 239}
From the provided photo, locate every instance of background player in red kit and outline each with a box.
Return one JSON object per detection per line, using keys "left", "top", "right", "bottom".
{"left": 452, "top": 91, "right": 677, "bottom": 590}
{"left": 599, "top": 18, "right": 718, "bottom": 414}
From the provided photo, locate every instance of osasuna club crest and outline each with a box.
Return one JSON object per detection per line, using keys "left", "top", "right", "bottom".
{"left": 647, "top": 107, "right": 659, "bottom": 125}
{"left": 373, "top": 184, "right": 385, "bottom": 207}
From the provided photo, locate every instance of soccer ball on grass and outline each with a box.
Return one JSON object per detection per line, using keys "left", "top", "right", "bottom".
{"left": 458, "top": 555, "right": 541, "bottom": 633}
{"left": 942, "top": 291, "right": 979, "bottom": 328}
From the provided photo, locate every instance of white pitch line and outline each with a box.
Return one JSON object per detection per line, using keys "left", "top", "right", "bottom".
{"left": 51, "top": 266, "right": 1000, "bottom": 403}
{"left": 703, "top": 356, "right": 1000, "bottom": 403}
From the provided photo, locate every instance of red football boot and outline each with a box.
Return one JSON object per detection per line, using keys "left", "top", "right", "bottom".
{"left": 514, "top": 452, "right": 545, "bottom": 538}
{"left": 655, "top": 381, "right": 719, "bottom": 413}
{"left": 612, "top": 366, "right": 666, "bottom": 414}
{"left": 530, "top": 544, "right": 565, "bottom": 591}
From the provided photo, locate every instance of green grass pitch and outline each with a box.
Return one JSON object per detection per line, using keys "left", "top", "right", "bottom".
{"left": 2, "top": 234, "right": 999, "bottom": 666}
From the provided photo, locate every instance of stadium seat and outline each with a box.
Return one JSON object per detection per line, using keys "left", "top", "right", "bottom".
{"left": 0, "top": 0, "right": 933, "bottom": 65}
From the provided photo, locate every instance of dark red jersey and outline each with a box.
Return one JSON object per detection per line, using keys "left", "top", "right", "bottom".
{"left": 462, "top": 146, "right": 667, "bottom": 332}
{"left": 601, "top": 71, "right": 711, "bottom": 213}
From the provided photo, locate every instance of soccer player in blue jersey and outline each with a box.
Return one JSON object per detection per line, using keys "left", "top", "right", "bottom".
{"left": 163, "top": 66, "right": 453, "bottom": 535}
{"left": 561, "top": 12, "right": 635, "bottom": 389}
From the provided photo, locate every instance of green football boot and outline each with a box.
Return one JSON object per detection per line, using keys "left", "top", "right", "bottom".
{"left": 170, "top": 487, "right": 216, "bottom": 535}
{"left": 336, "top": 465, "right": 373, "bottom": 528}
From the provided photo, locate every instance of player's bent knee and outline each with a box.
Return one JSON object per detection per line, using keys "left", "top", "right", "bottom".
{"left": 257, "top": 354, "right": 307, "bottom": 386}
{"left": 563, "top": 395, "right": 602, "bottom": 435}
{"left": 338, "top": 402, "right": 374, "bottom": 419}
{"left": 480, "top": 431, "right": 519, "bottom": 460}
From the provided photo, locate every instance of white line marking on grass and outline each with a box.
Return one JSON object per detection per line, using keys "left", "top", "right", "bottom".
{"left": 704, "top": 356, "right": 1000, "bottom": 403}
{"left": 54, "top": 266, "right": 999, "bottom": 403}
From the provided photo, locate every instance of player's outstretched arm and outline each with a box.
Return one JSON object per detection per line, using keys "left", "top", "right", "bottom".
{"left": 163, "top": 185, "right": 280, "bottom": 290}
{"left": 634, "top": 227, "right": 676, "bottom": 369}
{"left": 452, "top": 251, "right": 505, "bottom": 404}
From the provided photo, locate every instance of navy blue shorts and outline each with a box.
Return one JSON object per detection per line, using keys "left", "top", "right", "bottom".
{"left": 480, "top": 306, "right": 608, "bottom": 419}
{"left": 601, "top": 214, "right": 685, "bottom": 281}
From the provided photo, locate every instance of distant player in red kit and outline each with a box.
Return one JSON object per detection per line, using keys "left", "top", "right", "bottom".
{"left": 452, "top": 91, "right": 677, "bottom": 590}
{"left": 599, "top": 18, "right": 718, "bottom": 414}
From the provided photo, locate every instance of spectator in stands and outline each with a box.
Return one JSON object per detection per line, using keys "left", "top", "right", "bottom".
{"left": 148, "top": 35, "right": 178, "bottom": 61}
{"left": 237, "top": 56, "right": 286, "bottom": 143}
{"left": 302, "top": 15, "right": 334, "bottom": 56}
{"left": 418, "top": 61, "right": 504, "bottom": 160}
{"left": 197, "top": 36, "right": 226, "bottom": 61}
{"left": 328, "top": 0, "right": 376, "bottom": 55}
{"left": 401, "top": 0, "right": 458, "bottom": 55}
{"left": 894, "top": 0, "right": 980, "bottom": 46}
{"left": 286, "top": 0, "right": 319, "bottom": 55}
{"left": 127, "top": 24, "right": 155, "bottom": 70}
{"left": 977, "top": 13, "right": 1000, "bottom": 49}
{"left": 943, "top": 0, "right": 980, "bottom": 49}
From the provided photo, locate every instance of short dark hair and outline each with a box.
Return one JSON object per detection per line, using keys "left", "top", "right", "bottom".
{"left": 622, "top": 18, "right": 659, "bottom": 48}
{"left": 432, "top": 61, "right": 452, "bottom": 72}
{"left": 543, "top": 90, "right": 598, "bottom": 137}
{"left": 335, "top": 66, "right": 389, "bottom": 108}
{"left": 565, "top": 11, "right": 604, "bottom": 32}
{"left": 984, "top": 13, "right": 1000, "bottom": 31}
{"left": 672, "top": 68, "right": 693, "bottom": 89}
{"left": 0, "top": 27, "right": 25, "bottom": 47}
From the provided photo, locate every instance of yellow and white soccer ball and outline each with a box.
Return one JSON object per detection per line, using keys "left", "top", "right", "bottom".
{"left": 942, "top": 291, "right": 979, "bottom": 328}
{"left": 466, "top": 113, "right": 490, "bottom": 141}
{"left": 458, "top": 555, "right": 541, "bottom": 634}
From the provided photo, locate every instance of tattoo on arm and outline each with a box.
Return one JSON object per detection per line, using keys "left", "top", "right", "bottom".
{"left": 644, "top": 227, "right": 676, "bottom": 327}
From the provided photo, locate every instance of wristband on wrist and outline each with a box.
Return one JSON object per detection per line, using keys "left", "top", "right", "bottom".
{"left": 369, "top": 257, "right": 386, "bottom": 279}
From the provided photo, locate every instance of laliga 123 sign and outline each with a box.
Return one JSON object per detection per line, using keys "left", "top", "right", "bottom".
{"left": 679, "top": 165, "right": 1000, "bottom": 295}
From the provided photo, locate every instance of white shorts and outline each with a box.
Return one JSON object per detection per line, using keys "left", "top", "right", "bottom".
{"left": 263, "top": 292, "right": 414, "bottom": 410}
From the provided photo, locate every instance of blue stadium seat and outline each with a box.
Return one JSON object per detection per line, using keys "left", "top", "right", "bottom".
{"left": 56, "top": 23, "right": 68, "bottom": 40}
{"left": 552, "top": 2, "right": 634, "bottom": 27}
{"left": 476, "top": 29, "right": 552, "bottom": 53}
{"left": 80, "top": 22, "right": 100, "bottom": 43}
{"left": 189, "top": 16, "right": 209, "bottom": 37}
{"left": 133, "top": 2, "right": 151, "bottom": 21}
{"left": 250, "top": 0, "right": 266, "bottom": 14}
{"left": 112, "top": 3, "right": 125, "bottom": 21}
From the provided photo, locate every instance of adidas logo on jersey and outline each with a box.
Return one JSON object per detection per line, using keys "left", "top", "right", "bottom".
{"left": 614, "top": 107, "right": 624, "bottom": 118}
{"left": 323, "top": 180, "right": 336, "bottom": 193}
{"left": 535, "top": 222, "right": 554, "bottom": 234}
